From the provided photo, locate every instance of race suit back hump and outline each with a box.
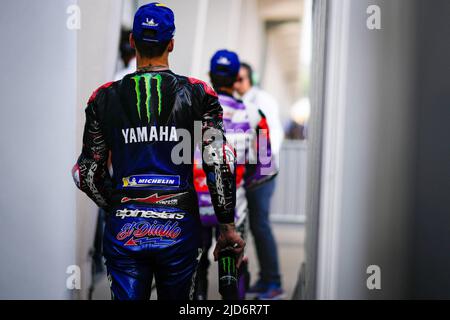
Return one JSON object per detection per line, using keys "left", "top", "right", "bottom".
{"left": 77, "top": 69, "right": 236, "bottom": 216}
{"left": 107, "top": 71, "right": 198, "bottom": 208}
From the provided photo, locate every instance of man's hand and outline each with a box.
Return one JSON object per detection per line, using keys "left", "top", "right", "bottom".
{"left": 213, "top": 223, "right": 246, "bottom": 268}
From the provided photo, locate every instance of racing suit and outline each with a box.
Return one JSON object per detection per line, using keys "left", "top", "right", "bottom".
{"left": 193, "top": 92, "right": 274, "bottom": 299}
{"left": 72, "top": 70, "right": 236, "bottom": 300}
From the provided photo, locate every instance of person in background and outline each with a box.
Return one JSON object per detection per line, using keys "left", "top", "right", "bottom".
{"left": 285, "top": 120, "right": 307, "bottom": 140}
{"left": 234, "top": 62, "right": 285, "bottom": 300}
{"left": 286, "top": 97, "right": 310, "bottom": 140}
{"left": 114, "top": 28, "right": 137, "bottom": 81}
{"left": 193, "top": 50, "right": 271, "bottom": 300}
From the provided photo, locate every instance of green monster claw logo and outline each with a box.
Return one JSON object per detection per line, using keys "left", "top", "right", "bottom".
{"left": 221, "top": 256, "right": 236, "bottom": 273}
{"left": 131, "top": 73, "right": 163, "bottom": 123}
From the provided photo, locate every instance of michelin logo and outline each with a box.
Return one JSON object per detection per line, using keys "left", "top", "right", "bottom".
{"left": 123, "top": 174, "right": 180, "bottom": 188}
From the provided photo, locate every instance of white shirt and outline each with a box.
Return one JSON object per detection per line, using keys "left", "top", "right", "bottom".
{"left": 242, "top": 86, "right": 285, "bottom": 157}
{"left": 114, "top": 57, "right": 137, "bottom": 81}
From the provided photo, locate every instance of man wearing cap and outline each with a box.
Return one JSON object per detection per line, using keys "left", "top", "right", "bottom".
{"left": 72, "top": 3, "right": 244, "bottom": 300}
{"left": 235, "top": 63, "right": 284, "bottom": 300}
{"left": 193, "top": 50, "right": 275, "bottom": 300}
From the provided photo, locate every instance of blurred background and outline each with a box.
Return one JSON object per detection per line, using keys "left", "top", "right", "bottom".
{"left": 1, "top": 0, "right": 450, "bottom": 300}
{"left": 0, "top": 0, "right": 311, "bottom": 300}
{"left": 92, "top": 0, "right": 312, "bottom": 300}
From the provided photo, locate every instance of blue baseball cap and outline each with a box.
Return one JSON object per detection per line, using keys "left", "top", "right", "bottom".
{"left": 210, "top": 50, "right": 240, "bottom": 77}
{"left": 133, "top": 2, "right": 175, "bottom": 43}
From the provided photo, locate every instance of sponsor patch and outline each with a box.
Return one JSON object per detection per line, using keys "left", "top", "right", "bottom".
{"left": 116, "top": 221, "right": 182, "bottom": 247}
{"left": 122, "top": 174, "right": 180, "bottom": 188}
{"left": 115, "top": 209, "right": 185, "bottom": 220}
{"left": 121, "top": 192, "right": 187, "bottom": 205}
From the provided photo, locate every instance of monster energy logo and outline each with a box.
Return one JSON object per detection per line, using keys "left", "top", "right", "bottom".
{"left": 131, "top": 73, "right": 163, "bottom": 123}
{"left": 221, "top": 256, "right": 236, "bottom": 273}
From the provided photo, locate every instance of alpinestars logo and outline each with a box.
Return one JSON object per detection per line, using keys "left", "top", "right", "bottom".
{"left": 131, "top": 73, "right": 163, "bottom": 123}
{"left": 121, "top": 192, "right": 187, "bottom": 205}
{"left": 115, "top": 209, "right": 185, "bottom": 220}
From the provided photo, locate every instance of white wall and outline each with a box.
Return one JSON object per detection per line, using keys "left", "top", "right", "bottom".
{"left": 75, "top": 0, "right": 122, "bottom": 300}
{"left": 0, "top": 0, "right": 122, "bottom": 299}
{"left": 263, "top": 30, "right": 295, "bottom": 120}
{"left": 0, "top": 0, "right": 77, "bottom": 299}
{"left": 317, "top": 0, "right": 417, "bottom": 299}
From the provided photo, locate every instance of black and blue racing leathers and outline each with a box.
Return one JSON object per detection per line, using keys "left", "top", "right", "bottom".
{"left": 72, "top": 70, "right": 236, "bottom": 300}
